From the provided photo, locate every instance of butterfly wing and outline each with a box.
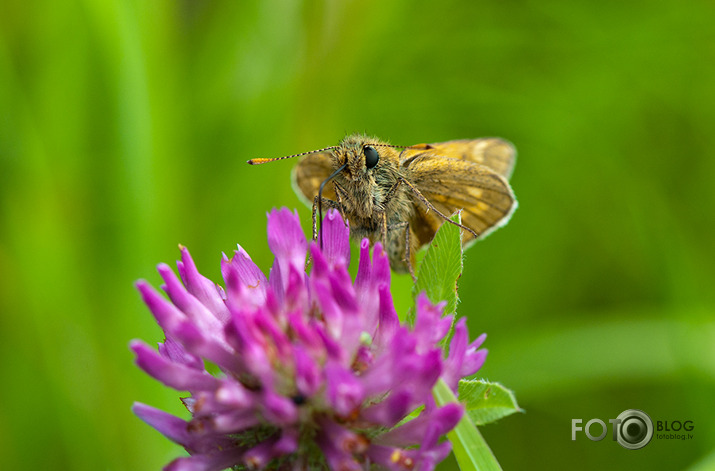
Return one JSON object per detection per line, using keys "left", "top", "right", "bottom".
{"left": 291, "top": 152, "right": 337, "bottom": 207}
{"left": 404, "top": 138, "right": 516, "bottom": 180}
{"left": 404, "top": 151, "right": 517, "bottom": 247}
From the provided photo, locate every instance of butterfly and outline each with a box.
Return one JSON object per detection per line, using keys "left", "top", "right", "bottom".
{"left": 249, "top": 134, "right": 517, "bottom": 275}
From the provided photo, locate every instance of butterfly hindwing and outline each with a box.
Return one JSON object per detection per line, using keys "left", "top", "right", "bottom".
{"left": 404, "top": 152, "right": 517, "bottom": 247}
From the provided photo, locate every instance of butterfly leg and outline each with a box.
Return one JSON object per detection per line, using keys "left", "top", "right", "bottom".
{"left": 331, "top": 181, "right": 350, "bottom": 226}
{"left": 312, "top": 195, "right": 342, "bottom": 241}
{"left": 380, "top": 212, "right": 388, "bottom": 248}
{"left": 383, "top": 179, "right": 403, "bottom": 204}
{"left": 403, "top": 223, "right": 416, "bottom": 282}
{"left": 377, "top": 178, "right": 405, "bottom": 247}
{"left": 398, "top": 177, "right": 479, "bottom": 238}
{"left": 386, "top": 221, "right": 415, "bottom": 281}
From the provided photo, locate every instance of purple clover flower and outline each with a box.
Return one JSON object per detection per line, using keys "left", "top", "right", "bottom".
{"left": 132, "top": 208, "right": 487, "bottom": 471}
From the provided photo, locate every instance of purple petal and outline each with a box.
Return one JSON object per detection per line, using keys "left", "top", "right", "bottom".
{"left": 328, "top": 269, "right": 359, "bottom": 313}
{"left": 315, "top": 323, "right": 344, "bottom": 361}
{"left": 354, "top": 239, "right": 372, "bottom": 289}
{"left": 461, "top": 348, "right": 488, "bottom": 378}
{"left": 220, "top": 247, "right": 268, "bottom": 310}
{"left": 360, "top": 346, "right": 442, "bottom": 414}
{"left": 137, "top": 280, "right": 234, "bottom": 370}
{"left": 132, "top": 403, "right": 193, "bottom": 447}
{"left": 186, "top": 382, "right": 254, "bottom": 417}
{"left": 319, "top": 418, "right": 369, "bottom": 454}
{"left": 293, "top": 346, "right": 322, "bottom": 397}
{"left": 418, "top": 441, "right": 453, "bottom": 471}
{"left": 355, "top": 240, "right": 391, "bottom": 330}
{"left": 310, "top": 276, "right": 342, "bottom": 338}
{"left": 253, "top": 312, "right": 291, "bottom": 361}
{"left": 377, "top": 403, "right": 463, "bottom": 447}
{"left": 164, "top": 448, "right": 245, "bottom": 471}
{"left": 411, "top": 349, "right": 444, "bottom": 394}
{"left": 239, "top": 432, "right": 297, "bottom": 468}
{"left": 414, "top": 292, "right": 451, "bottom": 352}
{"left": 360, "top": 389, "right": 411, "bottom": 427}
{"left": 283, "top": 264, "right": 308, "bottom": 310}
{"left": 158, "top": 264, "right": 224, "bottom": 335}
{"left": 210, "top": 409, "right": 262, "bottom": 433}
{"left": 261, "top": 390, "right": 298, "bottom": 424}
{"left": 152, "top": 309, "right": 244, "bottom": 374}
{"left": 367, "top": 445, "right": 420, "bottom": 471}
{"left": 385, "top": 349, "right": 442, "bottom": 411}
{"left": 409, "top": 416, "right": 456, "bottom": 471}
{"left": 158, "top": 337, "right": 204, "bottom": 370}
{"left": 317, "top": 420, "right": 366, "bottom": 471}
{"left": 355, "top": 241, "right": 391, "bottom": 291}
{"left": 223, "top": 312, "right": 272, "bottom": 383}
{"left": 273, "top": 429, "right": 299, "bottom": 455}
{"left": 460, "top": 333, "right": 488, "bottom": 378}
{"left": 177, "top": 246, "right": 230, "bottom": 323}
{"left": 353, "top": 345, "right": 373, "bottom": 373}
{"left": 442, "top": 318, "right": 468, "bottom": 390}
{"left": 136, "top": 280, "right": 187, "bottom": 334}
{"left": 267, "top": 208, "right": 307, "bottom": 290}
{"left": 214, "top": 381, "right": 253, "bottom": 409}
{"left": 308, "top": 264, "right": 361, "bottom": 357}
{"left": 286, "top": 312, "right": 322, "bottom": 352}
{"left": 241, "top": 439, "right": 277, "bottom": 470}
{"left": 319, "top": 208, "right": 350, "bottom": 268}
{"left": 358, "top": 330, "right": 409, "bottom": 396}
{"left": 325, "top": 361, "right": 365, "bottom": 417}
{"left": 308, "top": 240, "right": 329, "bottom": 278}
{"left": 373, "top": 284, "right": 399, "bottom": 352}
{"left": 268, "top": 259, "right": 287, "bottom": 307}
{"left": 130, "top": 340, "right": 221, "bottom": 392}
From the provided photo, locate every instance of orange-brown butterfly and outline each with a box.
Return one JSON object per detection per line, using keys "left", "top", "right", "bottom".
{"left": 248, "top": 134, "right": 517, "bottom": 276}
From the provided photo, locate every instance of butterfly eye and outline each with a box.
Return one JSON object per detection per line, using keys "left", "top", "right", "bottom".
{"left": 363, "top": 146, "right": 379, "bottom": 169}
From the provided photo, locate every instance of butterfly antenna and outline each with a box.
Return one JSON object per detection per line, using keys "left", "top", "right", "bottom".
{"left": 372, "top": 143, "right": 434, "bottom": 160}
{"left": 371, "top": 143, "right": 414, "bottom": 149}
{"left": 247, "top": 146, "right": 338, "bottom": 165}
{"left": 317, "top": 162, "right": 348, "bottom": 249}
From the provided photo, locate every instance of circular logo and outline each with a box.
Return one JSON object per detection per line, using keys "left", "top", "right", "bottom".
{"left": 615, "top": 409, "right": 653, "bottom": 450}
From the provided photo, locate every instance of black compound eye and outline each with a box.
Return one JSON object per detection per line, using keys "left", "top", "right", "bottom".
{"left": 363, "top": 145, "right": 379, "bottom": 169}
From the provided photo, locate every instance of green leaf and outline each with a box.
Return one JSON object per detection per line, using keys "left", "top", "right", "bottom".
{"left": 394, "top": 404, "right": 424, "bottom": 428}
{"left": 433, "top": 379, "right": 502, "bottom": 471}
{"left": 458, "top": 379, "right": 522, "bottom": 426}
{"left": 412, "top": 212, "right": 463, "bottom": 319}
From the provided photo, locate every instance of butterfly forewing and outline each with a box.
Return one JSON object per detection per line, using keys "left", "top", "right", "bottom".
{"left": 419, "top": 138, "right": 517, "bottom": 180}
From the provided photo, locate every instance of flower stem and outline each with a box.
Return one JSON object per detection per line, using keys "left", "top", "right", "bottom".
{"left": 433, "top": 379, "right": 502, "bottom": 471}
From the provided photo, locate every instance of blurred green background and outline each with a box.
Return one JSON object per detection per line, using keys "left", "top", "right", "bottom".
{"left": 1, "top": 0, "right": 714, "bottom": 469}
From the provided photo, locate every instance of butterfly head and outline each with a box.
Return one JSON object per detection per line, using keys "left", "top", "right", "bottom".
{"left": 333, "top": 134, "right": 406, "bottom": 182}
